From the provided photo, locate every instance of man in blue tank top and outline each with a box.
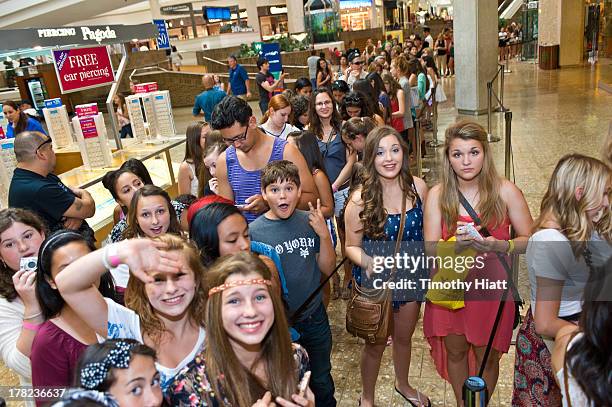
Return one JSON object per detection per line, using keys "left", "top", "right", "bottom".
{"left": 210, "top": 96, "right": 319, "bottom": 223}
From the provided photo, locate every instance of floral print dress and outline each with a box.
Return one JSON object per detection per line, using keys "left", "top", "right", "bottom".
{"left": 166, "top": 343, "right": 310, "bottom": 406}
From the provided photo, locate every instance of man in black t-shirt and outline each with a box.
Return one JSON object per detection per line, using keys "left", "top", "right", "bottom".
{"left": 9, "top": 131, "right": 96, "bottom": 241}
{"left": 255, "top": 57, "right": 288, "bottom": 115}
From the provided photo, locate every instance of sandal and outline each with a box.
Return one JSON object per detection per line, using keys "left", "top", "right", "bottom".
{"left": 394, "top": 385, "right": 431, "bottom": 407}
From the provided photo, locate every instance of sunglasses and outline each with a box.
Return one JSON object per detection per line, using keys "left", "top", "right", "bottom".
{"left": 36, "top": 137, "right": 52, "bottom": 153}
{"left": 352, "top": 60, "right": 363, "bottom": 65}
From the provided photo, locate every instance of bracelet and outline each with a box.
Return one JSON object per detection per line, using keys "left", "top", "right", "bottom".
{"left": 332, "top": 185, "right": 338, "bottom": 193}
{"left": 23, "top": 311, "right": 42, "bottom": 320}
{"left": 22, "top": 321, "right": 41, "bottom": 331}
{"left": 102, "top": 243, "right": 121, "bottom": 269}
{"left": 506, "top": 239, "right": 515, "bottom": 254}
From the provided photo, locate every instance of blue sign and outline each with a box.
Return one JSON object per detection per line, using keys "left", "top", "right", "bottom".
{"left": 261, "top": 43, "right": 282, "bottom": 74}
{"left": 44, "top": 98, "right": 63, "bottom": 109}
{"left": 154, "top": 19, "right": 170, "bottom": 49}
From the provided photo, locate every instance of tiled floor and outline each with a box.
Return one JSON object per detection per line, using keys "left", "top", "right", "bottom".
{"left": 1, "top": 58, "right": 610, "bottom": 406}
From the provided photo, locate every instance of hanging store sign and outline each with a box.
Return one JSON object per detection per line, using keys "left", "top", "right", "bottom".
{"left": 160, "top": 3, "right": 193, "bottom": 15}
{"left": 52, "top": 46, "right": 115, "bottom": 93}
{"left": 0, "top": 24, "right": 159, "bottom": 50}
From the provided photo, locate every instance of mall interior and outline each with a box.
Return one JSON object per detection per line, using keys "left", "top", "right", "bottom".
{"left": 0, "top": 0, "right": 610, "bottom": 406}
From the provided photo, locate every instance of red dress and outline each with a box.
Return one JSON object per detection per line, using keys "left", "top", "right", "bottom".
{"left": 389, "top": 98, "right": 404, "bottom": 133}
{"left": 423, "top": 215, "right": 516, "bottom": 381}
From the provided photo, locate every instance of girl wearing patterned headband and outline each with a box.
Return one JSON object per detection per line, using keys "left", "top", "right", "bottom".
{"left": 75, "top": 339, "right": 162, "bottom": 407}
{"left": 167, "top": 252, "right": 313, "bottom": 407}
{"left": 55, "top": 234, "right": 206, "bottom": 394}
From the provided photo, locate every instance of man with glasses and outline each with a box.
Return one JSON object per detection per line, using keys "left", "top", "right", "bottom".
{"left": 9, "top": 131, "right": 95, "bottom": 239}
{"left": 346, "top": 54, "right": 368, "bottom": 89}
{"left": 210, "top": 96, "right": 319, "bottom": 223}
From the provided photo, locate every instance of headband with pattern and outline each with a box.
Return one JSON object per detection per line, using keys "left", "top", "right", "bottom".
{"left": 208, "top": 278, "right": 272, "bottom": 297}
{"left": 80, "top": 341, "right": 136, "bottom": 389}
{"left": 50, "top": 389, "right": 119, "bottom": 407}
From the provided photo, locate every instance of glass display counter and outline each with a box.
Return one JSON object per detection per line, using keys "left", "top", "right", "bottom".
{"left": 59, "top": 136, "right": 186, "bottom": 235}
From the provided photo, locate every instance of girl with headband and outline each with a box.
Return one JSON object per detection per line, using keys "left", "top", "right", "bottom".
{"left": 55, "top": 234, "right": 207, "bottom": 394}
{"left": 74, "top": 338, "right": 163, "bottom": 407}
{"left": 167, "top": 252, "right": 313, "bottom": 407}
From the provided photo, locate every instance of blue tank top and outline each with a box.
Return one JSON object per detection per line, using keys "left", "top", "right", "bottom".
{"left": 317, "top": 129, "right": 345, "bottom": 184}
{"left": 226, "top": 137, "right": 286, "bottom": 223}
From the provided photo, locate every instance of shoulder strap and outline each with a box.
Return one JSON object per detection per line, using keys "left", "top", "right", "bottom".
{"left": 457, "top": 191, "right": 490, "bottom": 236}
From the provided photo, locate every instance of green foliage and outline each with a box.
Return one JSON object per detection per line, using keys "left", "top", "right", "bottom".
{"left": 499, "top": 18, "right": 507, "bottom": 29}
{"left": 237, "top": 34, "right": 311, "bottom": 58}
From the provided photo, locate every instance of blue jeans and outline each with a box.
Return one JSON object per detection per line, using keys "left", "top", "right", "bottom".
{"left": 259, "top": 99, "right": 269, "bottom": 115}
{"left": 293, "top": 303, "right": 336, "bottom": 407}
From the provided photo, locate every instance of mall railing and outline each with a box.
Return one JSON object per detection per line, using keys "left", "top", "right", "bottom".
{"left": 486, "top": 63, "right": 507, "bottom": 143}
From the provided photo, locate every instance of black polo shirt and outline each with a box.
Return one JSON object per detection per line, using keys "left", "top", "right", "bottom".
{"left": 9, "top": 168, "right": 94, "bottom": 239}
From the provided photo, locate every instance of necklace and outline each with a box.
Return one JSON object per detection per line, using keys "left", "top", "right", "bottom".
{"left": 462, "top": 188, "right": 479, "bottom": 208}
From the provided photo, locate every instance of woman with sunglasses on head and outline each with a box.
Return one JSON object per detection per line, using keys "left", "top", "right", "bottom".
{"left": 0, "top": 209, "right": 46, "bottom": 402}
{"left": 423, "top": 120, "right": 533, "bottom": 406}
{"left": 331, "top": 80, "right": 350, "bottom": 110}
{"left": 178, "top": 121, "right": 210, "bottom": 196}
{"left": 340, "top": 91, "right": 384, "bottom": 126}
{"left": 167, "top": 252, "right": 313, "bottom": 407}
{"left": 55, "top": 234, "right": 207, "bottom": 393}
{"left": 31, "top": 230, "right": 116, "bottom": 398}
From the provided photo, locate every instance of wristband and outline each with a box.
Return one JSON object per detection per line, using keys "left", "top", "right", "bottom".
{"left": 23, "top": 321, "right": 41, "bottom": 331}
{"left": 103, "top": 244, "right": 122, "bottom": 269}
{"left": 506, "top": 239, "right": 515, "bottom": 254}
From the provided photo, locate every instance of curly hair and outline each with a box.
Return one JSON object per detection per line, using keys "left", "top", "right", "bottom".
{"left": 124, "top": 234, "right": 206, "bottom": 345}
{"left": 360, "top": 126, "right": 417, "bottom": 239}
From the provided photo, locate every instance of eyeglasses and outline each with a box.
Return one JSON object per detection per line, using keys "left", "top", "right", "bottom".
{"left": 315, "top": 100, "right": 333, "bottom": 108}
{"left": 35, "top": 137, "right": 52, "bottom": 153}
{"left": 352, "top": 60, "right": 363, "bottom": 65}
{"left": 223, "top": 127, "right": 248, "bottom": 145}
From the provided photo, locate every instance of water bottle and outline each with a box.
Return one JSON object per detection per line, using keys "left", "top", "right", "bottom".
{"left": 462, "top": 376, "right": 487, "bottom": 407}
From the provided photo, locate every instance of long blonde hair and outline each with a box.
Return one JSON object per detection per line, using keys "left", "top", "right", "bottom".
{"left": 440, "top": 120, "right": 506, "bottom": 232}
{"left": 204, "top": 252, "right": 297, "bottom": 407}
{"left": 360, "top": 126, "right": 417, "bottom": 239}
{"left": 125, "top": 234, "right": 206, "bottom": 344}
{"left": 533, "top": 154, "right": 611, "bottom": 255}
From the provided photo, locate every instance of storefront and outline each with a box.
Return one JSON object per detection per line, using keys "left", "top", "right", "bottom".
{"left": 339, "top": 0, "right": 383, "bottom": 31}
{"left": 163, "top": 5, "right": 251, "bottom": 41}
{"left": 258, "top": 5, "right": 290, "bottom": 40}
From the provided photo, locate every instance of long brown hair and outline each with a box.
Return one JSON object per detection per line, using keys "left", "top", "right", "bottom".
{"left": 533, "top": 154, "right": 611, "bottom": 256}
{"left": 260, "top": 94, "right": 293, "bottom": 124}
{"left": 439, "top": 120, "right": 506, "bottom": 233}
{"left": 123, "top": 185, "right": 182, "bottom": 239}
{"left": 124, "top": 234, "right": 206, "bottom": 344}
{"left": 183, "top": 121, "right": 207, "bottom": 182}
{"left": 382, "top": 73, "right": 402, "bottom": 102}
{"left": 204, "top": 252, "right": 297, "bottom": 407}
{"left": 0, "top": 208, "right": 46, "bottom": 302}
{"left": 197, "top": 131, "right": 226, "bottom": 198}
{"left": 307, "top": 88, "right": 342, "bottom": 140}
{"left": 360, "top": 126, "right": 417, "bottom": 239}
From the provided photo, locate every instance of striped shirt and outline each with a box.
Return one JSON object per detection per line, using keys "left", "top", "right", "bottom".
{"left": 226, "top": 136, "right": 286, "bottom": 223}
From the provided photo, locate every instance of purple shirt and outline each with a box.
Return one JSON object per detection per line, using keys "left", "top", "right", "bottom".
{"left": 31, "top": 321, "right": 88, "bottom": 405}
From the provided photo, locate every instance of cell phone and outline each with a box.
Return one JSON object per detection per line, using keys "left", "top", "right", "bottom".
{"left": 20, "top": 257, "right": 38, "bottom": 272}
{"left": 457, "top": 223, "right": 483, "bottom": 241}
{"left": 298, "top": 371, "right": 311, "bottom": 397}
{"left": 235, "top": 203, "right": 247, "bottom": 209}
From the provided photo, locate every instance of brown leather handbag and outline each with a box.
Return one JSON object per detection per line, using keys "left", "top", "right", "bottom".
{"left": 346, "top": 197, "right": 407, "bottom": 344}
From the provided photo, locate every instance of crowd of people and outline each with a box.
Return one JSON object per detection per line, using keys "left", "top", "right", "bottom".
{"left": 0, "top": 30, "right": 610, "bottom": 407}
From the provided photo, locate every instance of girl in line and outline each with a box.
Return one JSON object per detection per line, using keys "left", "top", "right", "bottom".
{"left": 113, "top": 93, "right": 132, "bottom": 139}
{"left": 75, "top": 338, "right": 163, "bottom": 407}
{"left": 167, "top": 252, "right": 313, "bottom": 407}
{"left": 423, "top": 120, "right": 533, "bottom": 405}
{"left": 178, "top": 121, "right": 209, "bottom": 196}
{"left": 512, "top": 154, "right": 610, "bottom": 406}
{"left": 259, "top": 94, "right": 300, "bottom": 140}
{"left": 0, "top": 209, "right": 46, "bottom": 398}
{"left": 344, "top": 126, "right": 430, "bottom": 407}
{"left": 55, "top": 234, "right": 207, "bottom": 392}
{"left": 31, "top": 231, "right": 116, "bottom": 394}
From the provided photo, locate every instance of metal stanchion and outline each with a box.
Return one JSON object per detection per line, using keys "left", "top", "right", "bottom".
{"left": 487, "top": 82, "right": 500, "bottom": 143}
{"left": 415, "top": 120, "right": 423, "bottom": 177}
{"left": 428, "top": 85, "right": 442, "bottom": 148}
{"left": 504, "top": 110, "right": 512, "bottom": 180}
{"left": 496, "top": 67, "right": 506, "bottom": 112}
